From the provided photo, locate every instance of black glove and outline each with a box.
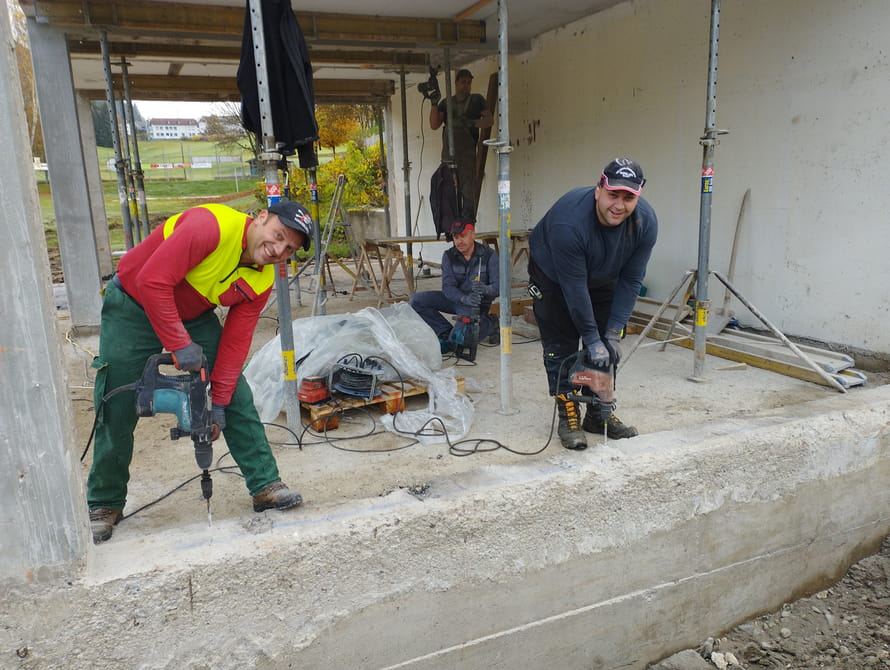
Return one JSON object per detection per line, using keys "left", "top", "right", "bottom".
{"left": 430, "top": 88, "right": 441, "bottom": 105}
{"left": 480, "top": 283, "right": 498, "bottom": 298}
{"left": 172, "top": 342, "right": 204, "bottom": 372}
{"left": 460, "top": 291, "right": 482, "bottom": 308}
{"left": 604, "top": 329, "right": 622, "bottom": 366}
{"left": 585, "top": 342, "right": 611, "bottom": 369}
{"left": 211, "top": 403, "right": 226, "bottom": 437}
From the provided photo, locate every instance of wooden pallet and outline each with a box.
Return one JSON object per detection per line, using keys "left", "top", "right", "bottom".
{"left": 301, "top": 378, "right": 464, "bottom": 431}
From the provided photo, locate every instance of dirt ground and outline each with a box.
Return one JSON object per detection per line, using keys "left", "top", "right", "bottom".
{"left": 651, "top": 535, "right": 890, "bottom": 669}
{"left": 57, "top": 262, "right": 889, "bottom": 668}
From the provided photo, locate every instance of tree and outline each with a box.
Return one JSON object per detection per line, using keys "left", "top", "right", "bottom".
{"left": 91, "top": 101, "right": 114, "bottom": 148}
{"left": 207, "top": 101, "right": 259, "bottom": 161}
{"left": 315, "top": 105, "right": 362, "bottom": 157}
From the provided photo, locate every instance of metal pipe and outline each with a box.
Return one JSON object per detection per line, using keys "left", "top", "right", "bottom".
{"left": 691, "top": 0, "right": 723, "bottom": 381}
{"left": 619, "top": 270, "right": 695, "bottom": 370}
{"left": 310, "top": 166, "right": 326, "bottom": 315}
{"left": 712, "top": 271, "right": 847, "bottom": 393}
{"left": 99, "top": 32, "right": 133, "bottom": 249}
{"left": 443, "top": 48, "right": 456, "bottom": 169}
{"left": 114, "top": 62, "right": 140, "bottom": 243}
{"left": 398, "top": 66, "right": 412, "bottom": 258}
{"left": 247, "top": 0, "right": 301, "bottom": 434}
{"left": 494, "top": 0, "right": 514, "bottom": 413}
{"left": 377, "top": 105, "right": 392, "bottom": 237}
{"left": 119, "top": 59, "right": 150, "bottom": 240}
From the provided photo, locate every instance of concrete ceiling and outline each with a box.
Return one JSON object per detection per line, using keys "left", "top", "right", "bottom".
{"left": 18, "top": 0, "right": 624, "bottom": 104}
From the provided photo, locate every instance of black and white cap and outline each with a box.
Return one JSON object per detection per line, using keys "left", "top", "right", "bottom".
{"left": 601, "top": 158, "right": 646, "bottom": 195}
{"left": 268, "top": 200, "right": 313, "bottom": 251}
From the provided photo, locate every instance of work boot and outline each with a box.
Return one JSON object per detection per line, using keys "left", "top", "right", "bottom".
{"left": 582, "top": 408, "right": 639, "bottom": 439}
{"left": 252, "top": 481, "right": 303, "bottom": 512}
{"left": 555, "top": 393, "right": 587, "bottom": 450}
{"left": 89, "top": 508, "right": 123, "bottom": 544}
{"left": 486, "top": 315, "right": 500, "bottom": 345}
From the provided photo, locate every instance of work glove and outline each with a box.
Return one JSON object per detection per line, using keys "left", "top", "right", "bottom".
{"left": 585, "top": 342, "right": 611, "bottom": 370}
{"left": 211, "top": 403, "right": 226, "bottom": 439}
{"left": 172, "top": 342, "right": 204, "bottom": 372}
{"left": 429, "top": 88, "right": 441, "bottom": 105}
{"left": 480, "top": 283, "right": 498, "bottom": 298}
{"left": 460, "top": 291, "right": 482, "bottom": 308}
{"left": 604, "top": 329, "right": 622, "bottom": 366}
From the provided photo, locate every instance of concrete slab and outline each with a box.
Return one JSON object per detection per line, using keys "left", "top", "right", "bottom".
{"left": 7, "top": 274, "right": 887, "bottom": 669}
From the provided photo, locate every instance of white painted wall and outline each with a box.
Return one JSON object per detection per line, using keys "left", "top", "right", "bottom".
{"left": 388, "top": 55, "right": 501, "bottom": 265}
{"left": 389, "top": 0, "right": 890, "bottom": 353}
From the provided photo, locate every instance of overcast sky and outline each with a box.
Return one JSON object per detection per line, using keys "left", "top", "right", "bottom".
{"left": 134, "top": 100, "right": 231, "bottom": 120}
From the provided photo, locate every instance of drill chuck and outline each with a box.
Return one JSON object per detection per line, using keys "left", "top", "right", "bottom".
{"left": 200, "top": 470, "right": 213, "bottom": 502}
{"left": 194, "top": 442, "right": 213, "bottom": 471}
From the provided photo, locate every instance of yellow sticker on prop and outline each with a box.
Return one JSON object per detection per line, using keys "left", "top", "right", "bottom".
{"left": 282, "top": 350, "right": 297, "bottom": 380}
{"left": 502, "top": 327, "right": 511, "bottom": 353}
{"left": 696, "top": 308, "right": 708, "bottom": 327}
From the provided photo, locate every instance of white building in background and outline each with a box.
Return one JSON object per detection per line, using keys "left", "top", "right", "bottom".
{"left": 147, "top": 117, "right": 202, "bottom": 140}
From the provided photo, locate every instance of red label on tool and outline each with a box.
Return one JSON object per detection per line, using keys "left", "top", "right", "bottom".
{"left": 265, "top": 184, "right": 281, "bottom": 197}
{"left": 702, "top": 167, "right": 714, "bottom": 177}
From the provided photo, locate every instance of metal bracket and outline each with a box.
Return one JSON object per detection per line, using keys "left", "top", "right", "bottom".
{"left": 699, "top": 128, "right": 730, "bottom": 146}
{"left": 484, "top": 138, "right": 513, "bottom": 154}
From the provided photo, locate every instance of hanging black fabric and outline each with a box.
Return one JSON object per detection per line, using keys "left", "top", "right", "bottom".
{"left": 237, "top": 0, "right": 319, "bottom": 168}
{"left": 430, "top": 162, "right": 462, "bottom": 240}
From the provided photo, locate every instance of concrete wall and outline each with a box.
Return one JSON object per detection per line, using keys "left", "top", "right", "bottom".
{"left": 2, "top": 386, "right": 888, "bottom": 669}
{"left": 0, "top": 4, "right": 88, "bottom": 586}
{"left": 389, "top": 0, "right": 890, "bottom": 353}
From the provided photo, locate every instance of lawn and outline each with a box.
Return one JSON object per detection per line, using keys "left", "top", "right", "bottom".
{"left": 38, "top": 139, "right": 347, "bottom": 260}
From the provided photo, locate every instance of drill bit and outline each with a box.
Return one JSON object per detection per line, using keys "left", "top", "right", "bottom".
{"left": 200, "top": 469, "right": 213, "bottom": 527}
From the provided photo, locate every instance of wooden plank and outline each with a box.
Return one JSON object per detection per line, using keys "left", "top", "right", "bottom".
{"left": 649, "top": 335, "right": 864, "bottom": 390}
{"left": 473, "top": 71, "right": 499, "bottom": 214}
{"left": 301, "top": 378, "right": 465, "bottom": 431}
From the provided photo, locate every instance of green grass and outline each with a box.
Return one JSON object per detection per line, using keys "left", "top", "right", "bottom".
{"left": 39, "top": 139, "right": 347, "bottom": 257}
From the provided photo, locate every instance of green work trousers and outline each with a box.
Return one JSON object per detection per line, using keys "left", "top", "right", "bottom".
{"left": 86, "top": 282, "right": 281, "bottom": 510}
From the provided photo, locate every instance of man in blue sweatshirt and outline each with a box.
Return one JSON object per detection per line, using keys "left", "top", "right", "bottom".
{"left": 528, "top": 158, "right": 657, "bottom": 450}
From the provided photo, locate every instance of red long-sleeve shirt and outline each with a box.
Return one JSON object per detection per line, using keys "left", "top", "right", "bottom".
{"left": 116, "top": 205, "right": 275, "bottom": 405}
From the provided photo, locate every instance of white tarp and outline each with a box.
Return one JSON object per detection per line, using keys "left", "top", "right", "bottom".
{"left": 244, "top": 302, "right": 473, "bottom": 442}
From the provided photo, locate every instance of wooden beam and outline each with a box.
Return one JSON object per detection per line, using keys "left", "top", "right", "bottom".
{"left": 68, "top": 39, "right": 429, "bottom": 69}
{"left": 455, "top": 0, "right": 496, "bottom": 22}
{"left": 22, "top": 1, "right": 486, "bottom": 46}
{"left": 78, "top": 75, "right": 396, "bottom": 104}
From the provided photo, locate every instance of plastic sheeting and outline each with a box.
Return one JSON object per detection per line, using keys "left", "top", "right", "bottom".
{"left": 244, "top": 302, "right": 474, "bottom": 443}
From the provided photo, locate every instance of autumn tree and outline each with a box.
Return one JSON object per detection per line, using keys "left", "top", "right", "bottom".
{"left": 315, "top": 105, "right": 362, "bottom": 156}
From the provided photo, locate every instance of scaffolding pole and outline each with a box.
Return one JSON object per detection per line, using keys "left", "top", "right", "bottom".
{"left": 247, "top": 0, "right": 301, "bottom": 434}
{"left": 376, "top": 105, "right": 392, "bottom": 237}
{"left": 119, "top": 58, "right": 151, "bottom": 240}
{"left": 99, "top": 31, "right": 134, "bottom": 249}
{"left": 398, "top": 67, "right": 413, "bottom": 260}
{"left": 691, "top": 0, "right": 726, "bottom": 381}
{"left": 486, "top": 0, "right": 515, "bottom": 413}
{"left": 114, "top": 75, "right": 140, "bottom": 244}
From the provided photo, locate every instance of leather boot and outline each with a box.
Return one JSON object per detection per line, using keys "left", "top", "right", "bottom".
{"left": 252, "top": 481, "right": 303, "bottom": 512}
{"left": 89, "top": 508, "right": 123, "bottom": 544}
{"left": 582, "top": 407, "right": 639, "bottom": 439}
{"left": 555, "top": 393, "right": 587, "bottom": 450}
